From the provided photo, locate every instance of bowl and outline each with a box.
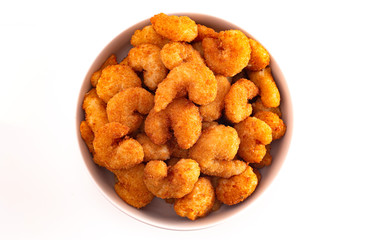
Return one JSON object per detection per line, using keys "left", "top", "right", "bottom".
{"left": 76, "top": 13, "right": 293, "bottom": 231}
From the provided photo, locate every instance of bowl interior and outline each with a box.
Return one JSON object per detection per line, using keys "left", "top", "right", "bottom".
{"left": 76, "top": 13, "right": 293, "bottom": 231}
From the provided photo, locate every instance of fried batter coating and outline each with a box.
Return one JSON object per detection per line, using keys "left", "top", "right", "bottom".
{"left": 136, "top": 133, "right": 170, "bottom": 161}
{"left": 235, "top": 117, "right": 272, "bottom": 163}
{"left": 82, "top": 88, "right": 109, "bottom": 133}
{"left": 80, "top": 121, "right": 94, "bottom": 153}
{"left": 200, "top": 75, "right": 231, "bottom": 122}
{"left": 150, "top": 13, "right": 198, "bottom": 42}
{"left": 202, "top": 121, "right": 219, "bottom": 130}
{"left": 128, "top": 44, "right": 168, "bottom": 90}
{"left": 254, "top": 111, "right": 286, "bottom": 140}
{"left": 247, "top": 67, "right": 280, "bottom": 108}
{"left": 145, "top": 98, "right": 202, "bottom": 149}
{"left": 96, "top": 64, "right": 142, "bottom": 103}
{"left": 189, "top": 125, "right": 247, "bottom": 178}
{"left": 167, "top": 139, "right": 189, "bottom": 158}
{"left": 93, "top": 122, "right": 144, "bottom": 170}
{"left": 91, "top": 54, "right": 118, "bottom": 87}
{"left": 107, "top": 87, "right": 154, "bottom": 134}
{"left": 113, "top": 164, "right": 154, "bottom": 208}
{"left": 202, "top": 30, "right": 251, "bottom": 77}
{"left": 216, "top": 165, "right": 258, "bottom": 205}
{"left": 144, "top": 159, "right": 200, "bottom": 199}
{"left": 174, "top": 177, "right": 215, "bottom": 220}
{"left": 194, "top": 24, "right": 218, "bottom": 42}
{"left": 246, "top": 39, "right": 270, "bottom": 71}
{"left": 154, "top": 62, "right": 217, "bottom": 112}
{"left": 252, "top": 98, "right": 282, "bottom": 117}
{"left": 160, "top": 42, "right": 205, "bottom": 70}
{"left": 130, "top": 25, "right": 169, "bottom": 48}
{"left": 250, "top": 145, "right": 272, "bottom": 169}
{"left": 224, "top": 78, "right": 259, "bottom": 123}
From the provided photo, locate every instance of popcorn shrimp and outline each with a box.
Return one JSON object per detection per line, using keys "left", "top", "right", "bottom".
{"left": 90, "top": 54, "right": 118, "bottom": 87}
{"left": 144, "top": 159, "right": 200, "bottom": 199}
{"left": 136, "top": 133, "right": 170, "bottom": 161}
{"left": 130, "top": 25, "right": 169, "bottom": 48}
{"left": 194, "top": 24, "right": 218, "bottom": 42}
{"left": 250, "top": 145, "right": 272, "bottom": 169}
{"left": 254, "top": 111, "right": 286, "bottom": 140}
{"left": 167, "top": 139, "right": 189, "bottom": 159}
{"left": 202, "top": 30, "right": 251, "bottom": 77}
{"left": 80, "top": 121, "right": 94, "bottom": 153}
{"left": 82, "top": 88, "right": 109, "bottom": 133}
{"left": 252, "top": 98, "right": 282, "bottom": 117}
{"left": 246, "top": 39, "right": 270, "bottom": 71}
{"left": 154, "top": 62, "right": 217, "bottom": 112}
{"left": 128, "top": 44, "right": 168, "bottom": 90}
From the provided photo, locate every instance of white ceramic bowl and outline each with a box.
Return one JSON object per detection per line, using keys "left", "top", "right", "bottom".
{"left": 76, "top": 13, "right": 293, "bottom": 231}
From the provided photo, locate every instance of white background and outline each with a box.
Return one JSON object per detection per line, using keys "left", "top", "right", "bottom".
{"left": 1, "top": 0, "right": 367, "bottom": 239}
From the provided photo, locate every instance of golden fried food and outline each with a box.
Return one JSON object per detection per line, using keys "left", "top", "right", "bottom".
{"left": 150, "top": 13, "right": 198, "bottom": 42}
{"left": 191, "top": 41, "right": 204, "bottom": 57}
{"left": 96, "top": 64, "right": 141, "bottom": 103}
{"left": 160, "top": 42, "right": 205, "bottom": 70}
{"left": 216, "top": 165, "right": 258, "bottom": 205}
{"left": 247, "top": 67, "right": 280, "bottom": 108}
{"left": 208, "top": 176, "right": 222, "bottom": 212}
{"left": 80, "top": 121, "right": 94, "bottom": 153}
{"left": 189, "top": 124, "right": 247, "bottom": 178}
{"left": 252, "top": 98, "right": 282, "bottom": 117}
{"left": 113, "top": 163, "right": 154, "bottom": 208}
{"left": 194, "top": 24, "right": 218, "bottom": 41}
{"left": 174, "top": 177, "right": 215, "bottom": 220}
{"left": 128, "top": 44, "right": 168, "bottom": 90}
{"left": 246, "top": 39, "right": 270, "bottom": 71}
{"left": 200, "top": 75, "right": 231, "bottom": 122}
{"left": 136, "top": 133, "right": 170, "bottom": 161}
{"left": 106, "top": 87, "right": 154, "bottom": 134}
{"left": 82, "top": 88, "right": 109, "bottom": 133}
{"left": 154, "top": 62, "right": 217, "bottom": 112}
{"left": 167, "top": 139, "right": 189, "bottom": 159}
{"left": 144, "top": 159, "right": 200, "bottom": 199}
{"left": 254, "top": 111, "right": 286, "bottom": 140}
{"left": 202, "top": 121, "right": 219, "bottom": 130}
{"left": 145, "top": 98, "right": 201, "bottom": 149}
{"left": 224, "top": 78, "right": 259, "bottom": 123}
{"left": 93, "top": 122, "right": 144, "bottom": 170}
{"left": 202, "top": 30, "right": 251, "bottom": 77}
{"left": 90, "top": 54, "right": 118, "bottom": 87}
{"left": 235, "top": 117, "right": 272, "bottom": 163}
{"left": 130, "top": 25, "right": 169, "bottom": 48}
{"left": 250, "top": 145, "right": 272, "bottom": 169}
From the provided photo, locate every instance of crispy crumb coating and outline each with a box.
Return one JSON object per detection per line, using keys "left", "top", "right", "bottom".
{"left": 254, "top": 111, "right": 286, "bottom": 140}
{"left": 136, "top": 133, "right": 170, "bottom": 161}
{"left": 130, "top": 25, "right": 169, "bottom": 48}
{"left": 246, "top": 39, "right": 270, "bottom": 71}
{"left": 194, "top": 24, "right": 218, "bottom": 41}
{"left": 80, "top": 121, "right": 94, "bottom": 153}
{"left": 82, "top": 88, "right": 109, "bottom": 133}
{"left": 250, "top": 145, "right": 272, "bottom": 169}
{"left": 167, "top": 139, "right": 189, "bottom": 159}
{"left": 91, "top": 54, "right": 118, "bottom": 87}
{"left": 252, "top": 98, "right": 282, "bottom": 117}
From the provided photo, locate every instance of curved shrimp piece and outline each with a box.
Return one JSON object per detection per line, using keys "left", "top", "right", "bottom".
{"left": 224, "top": 78, "right": 259, "bottom": 123}
{"left": 160, "top": 42, "right": 205, "bottom": 70}
{"left": 194, "top": 24, "right": 218, "bottom": 41}
{"left": 107, "top": 87, "right": 154, "bottom": 134}
{"left": 247, "top": 67, "right": 280, "bottom": 108}
{"left": 216, "top": 165, "right": 258, "bottom": 205}
{"left": 80, "top": 121, "right": 94, "bottom": 153}
{"left": 174, "top": 177, "right": 215, "bottom": 220}
{"left": 90, "top": 54, "right": 118, "bottom": 87}
{"left": 93, "top": 122, "right": 144, "bottom": 170}
{"left": 189, "top": 124, "right": 247, "bottom": 178}
{"left": 252, "top": 98, "right": 282, "bottom": 117}
{"left": 145, "top": 98, "right": 202, "bottom": 149}
{"left": 200, "top": 75, "right": 231, "bottom": 122}
{"left": 254, "top": 111, "right": 286, "bottom": 140}
{"left": 136, "top": 133, "right": 170, "bottom": 161}
{"left": 202, "top": 30, "right": 251, "bottom": 77}
{"left": 167, "top": 139, "right": 189, "bottom": 159}
{"left": 130, "top": 25, "right": 169, "bottom": 48}
{"left": 154, "top": 62, "right": 217, "bottom": 112}
{"left": 113, "top": 163, "right": 154, "bottom": 208}
{"left": 246, "top": 39, "right": 270, "bottom": 71}
{"left": 144, "top": 159, "right": 200, "bottom": 199}
{"left": 150, "top": 13, "right": 198, "bottom": 42}
{"left": 128, "top": 44, "right": 168, "bottom": 90}
{"left": 235, "top": 117, "right": 272, "bottom": 163}
{"left": 82, "top": 88, "right": 109, "bottom": 133}
{"left": 250, "top": 145, "right": 272, "bottom": 169}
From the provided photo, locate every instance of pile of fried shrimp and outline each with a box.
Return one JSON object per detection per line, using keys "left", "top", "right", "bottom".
{"left": 80, "top": 13, "right": 287, "bottom": 221}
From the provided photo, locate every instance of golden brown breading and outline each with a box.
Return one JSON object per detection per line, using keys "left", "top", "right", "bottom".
{"left": 246, "top": 39, "right": 270, "bottom": 71}
{"left": 136, "top": 133, "right": 170, "bottom": 161}
{"left": 250, "top": 145, "right": 272, "bottom": 169}
{"left": 254, "top": 111, "right": 286, "bottom": 140}
{"left": 194, "top": 24, "right": 219, "bottom": 41}
{"left": 82, "top": 88, "right": 109, "bottom": 133}
{"left": 80, "top": 121, "right": 94, "bottom": 153}
{"left": 90, "top": 54, "right": 118, "bottom": 87}
{"left": 130, "top": 25, "right": 169, "bottom": 48}
{"left": 252, "top": 98, "right": 282, "bottom": 117}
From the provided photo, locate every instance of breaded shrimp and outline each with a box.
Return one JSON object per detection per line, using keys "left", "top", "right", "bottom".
{"left": 167, "top": 139, "right": 189, "bottom": 159}
{"left": 194, "top": 24, "right": 218, "bottom": 42}
{"left": 254, "top": 111, "right": 286, "bottom": 140}
{"left": 150, "top": 13, "right": 198, "bottom": 42}
{"left": 113, "top": 163, "right": 154, "bottom": 208}
{"left": 128, "top": 44, "right": 168, "bottom": 90}
{"left": 235, "top": 117, "right": 272, "bottom": 163}
{"left": 136, "top": 133, "right": 170, "bottom": 161}
{"left": 247, "top": 67, "right": 280, "bottom": 108}
{"left": 145, "top": 98, "right": 202, "bottom": 149}
{"left": 252, "top": 98, "right": 282, "bottom": 117}
{"left": 90, "top": 54, "right": 118, "bottom": 87}
{"left": 82, "top": 88, "right": 109, "bottom": 133}
{"left": 216, "top": 165, "right": 258, "bottom": 205}
{"left": 200, "top": 75, "right": 231, "bottom": 122}
{"left": 96, "top": 64, "right": 141, "bottom": 103}
{"left": 224, "top": 78, "right": 259, "bottom": 123}
{"left": 144, "top": 159, "right": 200, "bottom": 199}
{"left": 246, "top": 39, "right": 270, "bottom": 71}
{"left": 174, "top": 177, "right": 215, "bottom": 220}
{"left": 107, "top": 87, "right": 154, "bottom": 134}
{"left": 160, "top": 42, "right": 205, "bottom": 70}
{"left": 80, "top": 121, "right": 94, "bottom": 153}
{"left": 250, "top": 145, "right": 272, "bottom": 169}
{"left": 93, "top": 122, "right": 144, "bottom": 170}
{"left": 202, "top": 121, "right": 219, "bottom": 130}
{"left": 202, "top": 30, "right": 251, "bottom": 77}
{"left": 130, "top": 25, "right": 169, "bottom": 48}
{"left": 189, "top": 124, "right": 247, "bottom": 178}
{"left": 154, "top": 62, "right": 217, "bottom": 112}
